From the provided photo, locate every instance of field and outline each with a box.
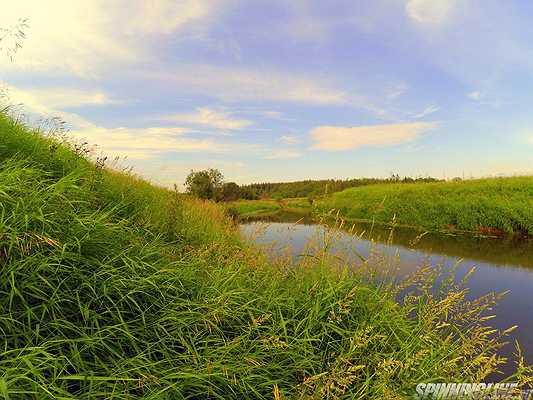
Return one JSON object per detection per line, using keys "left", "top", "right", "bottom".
{"left": 318, "top": 179, "right": 533, "bottom": 235}
{"left": 227, "top": 198, "right": 312, "bottom": 220}
{"left": 230, "top": 178, "right": 533, "bottom": 236}
{"left": 1, "top": 112, "right": 531, "bottom": 398}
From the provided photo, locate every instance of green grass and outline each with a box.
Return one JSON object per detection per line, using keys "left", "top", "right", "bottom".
{"left": 227, "top": 198, "right": 312, "bottom": 221}
{"left": 317, "top": 179, "right": 533, "bottom": 235}
{"left": 227, "top": 199, "right": 283, "bottom": 218}
{"left": 0, "top": 112, "right": 531, "bottom": 399}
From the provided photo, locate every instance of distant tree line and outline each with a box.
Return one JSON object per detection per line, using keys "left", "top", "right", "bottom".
{"left": 185, "top": 169, "right": 442, "bottom": 201}
{"left": 240, "top": 174, "right": 441, "bottom": 199}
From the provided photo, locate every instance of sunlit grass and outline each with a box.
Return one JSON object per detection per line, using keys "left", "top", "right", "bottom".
{"left": 0, "top": 112, "right": 531, "bottom": 398}
{"left": 318, "top": 179, "right": 533, "bottom": 236}
{"left": 231, "top": 173, "right": 533, "bottom": 236}
{"left": 226, "top": 198, "right": 312, "bottom": 221}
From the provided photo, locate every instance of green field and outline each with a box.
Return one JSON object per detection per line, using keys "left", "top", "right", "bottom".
{"left": 318, "top": 178, "right": 533, "bottom": 235}
{"left": 231, "top": 177, "right": 533, "bottom": 236}
{"left": 1, "top": 112, "right": 530, "bottom": 398}
{"left": 227, "top": 198, "right": 312, "bottom": 220}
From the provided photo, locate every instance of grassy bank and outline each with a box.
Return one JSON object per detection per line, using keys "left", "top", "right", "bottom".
{"left": 317, "top": 178, "right": 533, "bottom": 236}
{"left": 227, "top": 198, "right": 312, "bottom": 221}
{"left": 1, "top": 113, "right": 530, "bottom": 399}
{"left": 232, "top": 177, "right": 533, "bottom": 236}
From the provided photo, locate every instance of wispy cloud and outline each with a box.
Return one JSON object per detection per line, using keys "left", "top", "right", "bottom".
{"left": 285, "top": 4, "right": 329, "bottom": 43}
{"left": 468, "top": 91, "right": 482, "bottom": 100}
{"left": 405, "top": 0, "right": 454, "bottom": 26}
{"left": 279, "top": 135, "right": 301, "bottom": 145}
{"left": 386, "top": 83, "right": 408, "bottom": 100}
{"left": 161, "top": 107, "right": 252, "bottom": 131}
{"left": 1, "top": 82, "right": 117, "bottom": 129}
{"left": 70, "top": 125, "right": 221, "bottom": 160}
{"left": 264, "top": 150, "right": 302, "bottom": 159}
{"left": 153, "top": 64, "right": 349, "bottom": 106}
{"left": 1, "top": 83, "right": 256, "bottom": 160}
{"left": 3, "top": 85, "right": 120, "bottom": 109}
{"left": 412, "top": 105, "right": 439, "bottom": 119}
{"left": 0, "top": 0, "right": 222, "bottom": 77}
{"left": 310, "top": 122, "right": 437, "bottom": 151}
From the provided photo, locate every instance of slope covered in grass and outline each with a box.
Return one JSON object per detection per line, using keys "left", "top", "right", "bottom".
{"left": 318, "top": 178, "right": 533, "bottom": 235}
{"left": 0, "top": 113, "right": 530, "bottom": 399}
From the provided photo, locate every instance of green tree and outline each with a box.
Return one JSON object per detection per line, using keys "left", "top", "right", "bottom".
{"left": 220, "top": 182, "right": 241, "bottom": 201}
{"left": 185, "top": 168, "right": 224, "bottom": 200}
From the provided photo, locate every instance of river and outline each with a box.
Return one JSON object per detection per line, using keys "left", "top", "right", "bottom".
{"left": 239, "top": 219, "right": 533, "bottom": 376}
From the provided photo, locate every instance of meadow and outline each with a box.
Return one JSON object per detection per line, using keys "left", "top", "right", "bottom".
{"left": 1, "top": 112, "right": 531, "bottom": 399}
{"left": 319, "top": 179, "right": 533, "bottom": 236}
{"left": 227, "top": 198, "right": 312, "bottom": 220}
{"left": 230, "top": 177, "right": 533, "bottom": 236}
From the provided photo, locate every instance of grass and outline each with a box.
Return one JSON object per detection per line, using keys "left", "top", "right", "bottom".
{"left": 0, "top": 112, "right": 531, "bottom": 399}
{"left": 227, "top": 199, "right": 283, "bottom": 219}
{"left": 317, "top": 179, "right": 533, "bottom": 236}
{"left": 227, "top": 198, "right": 312, "bottom": 221}
{"left": 232, "top": 178, "right": 533, "bottom": 236}
{"left": 231, "top": 177, "right": 533, "bottom": 235}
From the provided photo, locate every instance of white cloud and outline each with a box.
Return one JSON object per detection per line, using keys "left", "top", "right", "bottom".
{"left": 386, "top": 83, "right": 408, "bottom": 100}
{"left": 1, "top": 1, "right": 385, "bottom": 114}
{"left": 468, "top": 91, "right": 482, "bottom": 100}
{"left": 129, "top": 1, "right": 211, "bottom": 35}
{"left": 406, "top": 0, "right": 454, "bottom": 26}
{"left": 0, "top": 0, "right": 219, "bottom": 77}
{"left": 153, "top": 64, "right": 349, "bottom": 106}
{"left": 279, "top": 135, "right": 301, "bottom": 145}
{"left": 264, "top": 150, "right": 302, "bottom": 159}
{"left": 310, "top": 122, "right": 437, "bottom": 151}
{"left": 260, "top": 111, "right": 284, "bottom": 119}
{"left": 1, "top": 83, "right": 249, "bottom": 160}
{"left": 162, "top": 107, "right": 252, "bottom": 131}
{"left": 1, "top": 82, "right": 119, "bottom": 129}
{"left": 149, "top": 64, "right": 391, "bottom": 115}
{"left": 4, "top": 85, "right": 120, "bottom": 109}
{"left": 70, "top": 125, "right": 220, "bottom": 160}
{"left": 412, "top": 105, "right": 439, "bottom": 119}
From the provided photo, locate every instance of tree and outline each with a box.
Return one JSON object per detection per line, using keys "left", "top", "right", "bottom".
{"left": 220, "top": 182, "right": 241, "bottom": 201}
{"left": 185, "top": 168, "right": 224, "bottom": 200}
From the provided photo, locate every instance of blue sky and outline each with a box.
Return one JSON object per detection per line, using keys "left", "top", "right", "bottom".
{"left": 1, "top": 0, "right": 533, "bottom": 186}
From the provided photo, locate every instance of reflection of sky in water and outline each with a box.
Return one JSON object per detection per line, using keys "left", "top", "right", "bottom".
{"left": 240, "top": 222, "right": 533, "bottom": 374}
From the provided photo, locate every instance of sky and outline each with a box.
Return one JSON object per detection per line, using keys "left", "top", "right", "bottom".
{"left": 1, "top": 0, "right": 533, "bottom": 187}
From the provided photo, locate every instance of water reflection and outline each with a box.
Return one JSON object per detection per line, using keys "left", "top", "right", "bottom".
{"left": 240, "top": 221, "right": 533, "bottom": 374}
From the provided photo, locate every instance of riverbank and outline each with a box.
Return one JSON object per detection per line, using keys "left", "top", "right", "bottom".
{"left": 227, "top": 198, "right": 313, "bottom": 221}
{"left": 1, "top": 113, "right": 530, "bottom": 398}
{"left": 239, "top": 220, "right": 533, "bottom": 371}
{"left": 228, "top": 177, "right": 533, "bottom": 237}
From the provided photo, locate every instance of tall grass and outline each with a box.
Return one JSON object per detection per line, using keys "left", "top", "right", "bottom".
{"left": 0, "top": 112, "right": 531, "bottom": 399}
{"left": 318, "top": 179, "right": 533, "bottom": 236}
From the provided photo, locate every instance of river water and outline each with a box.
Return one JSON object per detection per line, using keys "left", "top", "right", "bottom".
{"left": 239, "top": 220, "right": 533, "bottom": 375}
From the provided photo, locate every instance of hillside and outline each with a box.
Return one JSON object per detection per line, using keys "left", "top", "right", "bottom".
{"left": 0, "top": 112, "right": 529, "bottom": 398}
{"left": 319, "top": 178, "right": 533, "bottom": 235}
